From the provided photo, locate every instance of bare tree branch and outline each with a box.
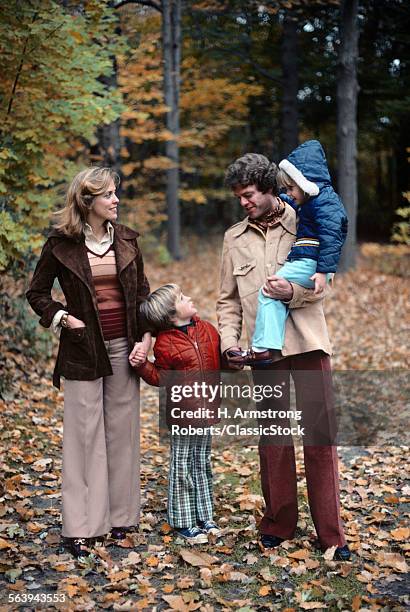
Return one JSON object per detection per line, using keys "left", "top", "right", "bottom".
{"left": 7, "top": 11, "right": 39, "bottom": 117}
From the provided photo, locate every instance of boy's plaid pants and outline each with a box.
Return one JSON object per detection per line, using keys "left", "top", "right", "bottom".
{"left": 168, "top": 433, "right": 214, "bottom": 528}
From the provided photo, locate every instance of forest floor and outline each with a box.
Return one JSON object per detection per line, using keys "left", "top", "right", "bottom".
{"left": 0, "top": 238, "right": 409, "bottom": 611}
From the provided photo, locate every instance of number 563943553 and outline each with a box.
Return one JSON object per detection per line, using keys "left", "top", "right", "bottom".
{"left": 8, "top": 593, "right": 66, "bottom": 603}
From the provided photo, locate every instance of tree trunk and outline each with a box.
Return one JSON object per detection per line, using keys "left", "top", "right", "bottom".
{"left": 91, "top": 57, "right": 122, "bottom": 195}
{"left": 337, "top": 0, "right": 359, "bottom": 271}
{"left": 281, "top": 14, "right": 299, "bottom": 158}
{"left": 162, "top": 0, "right": 181, "bottom": 259}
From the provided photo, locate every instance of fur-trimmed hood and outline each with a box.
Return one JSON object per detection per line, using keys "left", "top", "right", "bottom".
{"left": 279, "top": 140, "right": 332, "bottom": 196}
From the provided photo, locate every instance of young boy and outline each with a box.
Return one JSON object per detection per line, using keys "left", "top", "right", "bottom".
{"left": 130, "top": 284, "right": 221, "bottom": 544}
{"left": 249, "top": 140, "right": 348, "bottom": 361}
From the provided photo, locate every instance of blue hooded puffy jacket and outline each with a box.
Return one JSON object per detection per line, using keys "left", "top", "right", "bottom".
{"left": 279, "top": 140, "right": 348, "bottom": 273}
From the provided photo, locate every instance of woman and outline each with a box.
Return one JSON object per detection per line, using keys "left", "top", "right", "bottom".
{"left": 26, "top": 167, "right": 151, "bottom": 558}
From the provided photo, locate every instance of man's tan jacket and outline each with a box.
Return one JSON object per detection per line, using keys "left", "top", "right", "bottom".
{"left": 216, "top": 204, "right": 332, "bottom": 357}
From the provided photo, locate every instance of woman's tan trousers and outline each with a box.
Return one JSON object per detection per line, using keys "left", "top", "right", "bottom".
{"left": 61, "top": 337, "right": 140, "bottom": 538}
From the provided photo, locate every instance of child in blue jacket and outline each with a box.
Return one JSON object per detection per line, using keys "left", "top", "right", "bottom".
{"left": 250, "top": 140, "right": 348, "bottom": 360}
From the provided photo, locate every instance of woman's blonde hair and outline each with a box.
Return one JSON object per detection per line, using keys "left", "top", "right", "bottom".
{"left": 53, "top": 167, "right": 120, "bottom": 237}
{"left": 140, "top": 284, "right": 180, "bottom": 332}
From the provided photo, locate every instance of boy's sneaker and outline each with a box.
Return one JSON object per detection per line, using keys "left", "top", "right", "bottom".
{"left": 198, "top": 520, "right": 221, "bottom": 536}
{"left": 174, "top": 527, "right": 208, "bottom": 544}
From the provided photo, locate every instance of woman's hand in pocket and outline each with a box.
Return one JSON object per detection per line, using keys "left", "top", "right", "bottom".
{"left": 67, "top": 315, "right": 86, "bottom": 329}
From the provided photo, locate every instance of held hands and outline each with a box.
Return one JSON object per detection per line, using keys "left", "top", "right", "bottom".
{"left": 129, "top": 344, "right": 147, "bottom": 368}
{"left": 262, "top": 276, "right": 293, "bottom": 301}
{"left": 224, "top": 346, "right": 245, "bottom": 370}
{"left": 129, "top": 334, "right": 152, "bottom": 368}
{"left": 310, "top": 272, "right": 327, "bottom": 295}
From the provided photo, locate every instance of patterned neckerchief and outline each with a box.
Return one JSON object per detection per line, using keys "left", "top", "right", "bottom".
{"left": 248, "top": 199, "right": 285, "bottom": 233}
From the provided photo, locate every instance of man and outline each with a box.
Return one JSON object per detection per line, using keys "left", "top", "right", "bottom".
{"left": 216, "top": 153, "right": 350, "bottom": 560}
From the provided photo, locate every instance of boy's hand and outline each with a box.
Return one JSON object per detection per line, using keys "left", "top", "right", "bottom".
{"left": 310, "top": 272, "right": 327, "bottom": 294}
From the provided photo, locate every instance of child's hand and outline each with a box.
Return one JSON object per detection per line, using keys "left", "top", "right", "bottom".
{"left": 129, "top": 342, "right": 148, "bottom": 368}
{"left": 310, "top": 272, "right": 327, "bottom": 294}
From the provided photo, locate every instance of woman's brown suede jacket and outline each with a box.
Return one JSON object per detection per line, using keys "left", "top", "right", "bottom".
{"left": 26, "top": 223, "right": 150, "bottom": 388}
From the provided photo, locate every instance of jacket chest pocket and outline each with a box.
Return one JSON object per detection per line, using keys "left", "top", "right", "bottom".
{"left": 233, "top": 259, "right": 258, "bottom": 297}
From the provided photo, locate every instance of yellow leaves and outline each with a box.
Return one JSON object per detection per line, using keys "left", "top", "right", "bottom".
{"left": 122, "top": 162, "right": 139, "bottom": 177}
{"left": 54, "top": 561, "right": 75, "bottom": 572}
{"left": 122, "top": 551, "right": 141, "bottom": 567}
{"left": 180, "top": 549, "right": 217, "bottom": 567}
{"left": 384, "top": 495, "right": 400, "bottom": 504}
{"left": 288, "top": 548, "right": 310, "bottom": 560}
{"left": 104, "top": 592, "right": 122, "bottom": 603}
{"left": 375, "top": 552, "right": 408, "bottom": 573}
{"left": 176, "top": 576, "right": 195, "bottom": 589}
{"left": 108, "top": 570, "right": 131, "bottom": 583}
{"left": 0, "top": 537, "right": 14, "bottom": 550}
{"left": 31, "top": 458, "right": 53, "bottom": 472}
{"left": 199, "top": 567, "right": 212, "bottom": 586}
{"left": 65, "top": 584, "right": 79, "bottom": 598}
{"left": 179, "top": 189, "right": 207, "bottom": 204}
{"left": 162, "top": 594, "right": 201, "bottom": 611}
{"left": 259, "top": 585, "right": 271, "bottom": 596}
{"left": 146, "top": 556, "right": 159, "bottom": 567}
{"left": 68, "top": 30, "right": 85, "bottom": 43}
{"left": 26, "top": 522, "right": 44, "bottom": 533}
{"left": 144, "top": 156, "right": 176, "bottom": 171}
{"left": 235, "top": 465, "right": 253, "bottom": 476}
{"left": 236, "top": 492, "right": 264, "bottom": 511}
{"left": 59, "top": 576, "right": 90, "bottom": 599}
{"left": 390, "top": 527, "right": 410, "bottom": 541}
{"left": 135, "top": 598, "right": 151, "bottom": 609}
{"left": 1, "top": 240, "right": 410, "bottom": 610}
{"left": 305, "top": 559, "right": 320, "bottom": 570}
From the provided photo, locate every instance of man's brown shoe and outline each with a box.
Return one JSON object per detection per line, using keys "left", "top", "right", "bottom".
{"left": 243, "top": 349, "right": 280, "bottom": 366}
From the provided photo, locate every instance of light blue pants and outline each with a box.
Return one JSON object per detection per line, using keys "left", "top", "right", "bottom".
{"left": 252, "top": 258, "right": 327, "bottom": 351}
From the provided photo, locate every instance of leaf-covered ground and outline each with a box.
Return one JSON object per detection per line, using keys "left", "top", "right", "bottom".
{"left": 0, "top": 239, "right": 409, "bottom": 611}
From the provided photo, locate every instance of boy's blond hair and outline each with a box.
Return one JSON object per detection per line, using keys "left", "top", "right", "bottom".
{"left": 140, "top": 284, "right": 180, "bottom": 332}
{"left": 276, "top": 168, "right": 297, "bottom": 190}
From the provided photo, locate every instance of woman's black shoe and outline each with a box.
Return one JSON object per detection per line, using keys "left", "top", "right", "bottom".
{"left": 111, "top": 527, "right": 127, "bottom": 540}
{"left": 65, "top": 538, "right": 92, "bottom": 558}
{"left": 261, "top": 534, "right": 284, "bottom": 549}
{"left": 334, "top": 544, "right": 351, "bottom": 561}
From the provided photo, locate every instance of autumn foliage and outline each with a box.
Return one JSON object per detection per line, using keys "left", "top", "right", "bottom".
{"left": 0, "top": 241, "right": 408, "bottom": 609}
{"left": 0, "top": 0, "right": 123, "bottom": 270}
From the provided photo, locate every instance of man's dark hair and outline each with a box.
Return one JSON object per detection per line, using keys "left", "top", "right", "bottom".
{"left": 225, "top": 153, "right": 278, "bottom": 194}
